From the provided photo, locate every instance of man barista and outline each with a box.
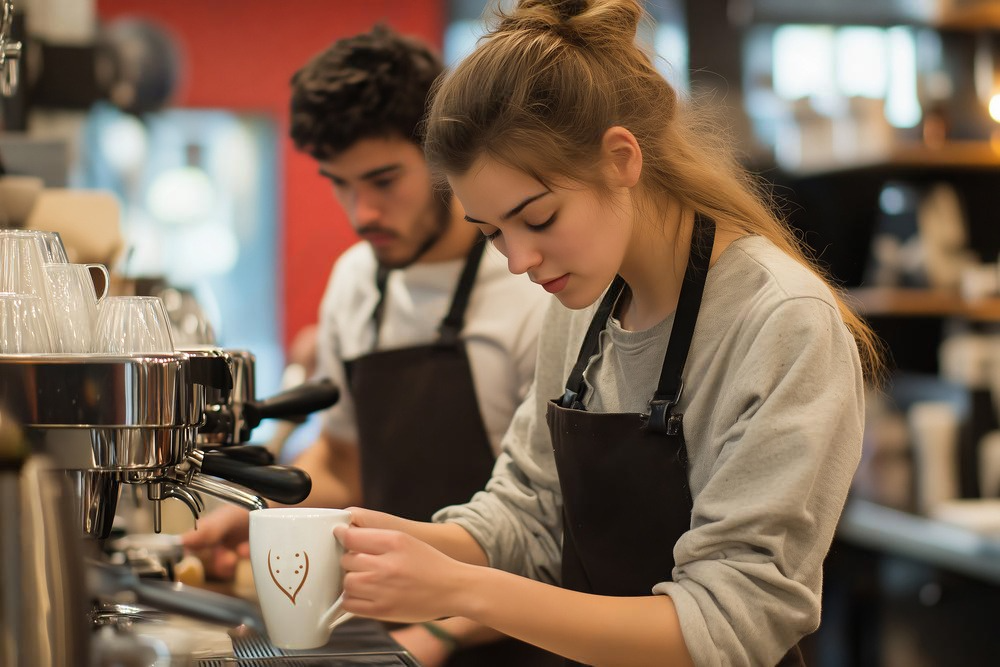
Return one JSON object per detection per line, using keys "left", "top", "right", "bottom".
{"left": 181, "top": 25, "right": 554, "bottom": 666}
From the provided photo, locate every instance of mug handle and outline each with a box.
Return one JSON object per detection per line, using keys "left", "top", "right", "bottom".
{"left": 320, "top": 593, "right": 354, "bottom": 633}
{"left": 85, "top": 263, "right": 110, "bottom": 301}
{"left": 321, "top": 513, "right": 354, "bottom": 633}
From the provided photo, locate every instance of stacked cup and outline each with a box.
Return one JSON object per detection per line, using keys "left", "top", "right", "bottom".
{"left": 93, "top": 296, "right": 174, "bottom": 354}
{"left": 0, "top": 229, "right": 59, "bottom": 353}
{"left": 0, "top": 229, "right": 173, "bottom": 355}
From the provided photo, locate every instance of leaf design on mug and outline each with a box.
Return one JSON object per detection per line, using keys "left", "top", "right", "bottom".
{"left": 267, "top": 548, "right": 309, "bottom": 605}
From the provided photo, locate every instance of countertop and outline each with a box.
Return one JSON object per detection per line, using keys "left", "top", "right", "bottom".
{"left": 837, "top": 498, "right": 1000, "bottom": 584}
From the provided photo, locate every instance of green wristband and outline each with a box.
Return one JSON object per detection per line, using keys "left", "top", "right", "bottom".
{"left": 421, "top": 621, "right": 459, "bottom": 652}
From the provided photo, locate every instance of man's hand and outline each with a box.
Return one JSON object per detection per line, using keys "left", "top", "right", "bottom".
{"left": 180, "top": 504, "right": 251, "bottom": 581}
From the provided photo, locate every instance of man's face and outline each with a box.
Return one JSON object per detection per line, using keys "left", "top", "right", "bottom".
{"left": 318, "top": 136, "right": 449, "bottom": 268}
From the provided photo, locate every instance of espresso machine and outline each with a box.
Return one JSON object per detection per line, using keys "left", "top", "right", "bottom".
{"left": 0, "top": 349, "right": 340, "bottom": 665}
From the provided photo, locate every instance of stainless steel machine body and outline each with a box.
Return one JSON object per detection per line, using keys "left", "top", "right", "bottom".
{"left": 0, "top": 352, "right": 274, "bottom": 536}
{"left": 0, "top": 345, "right": 341, "bottom": 666}
{"left": 0, "top": 348, "right": 334, "bottom": 538}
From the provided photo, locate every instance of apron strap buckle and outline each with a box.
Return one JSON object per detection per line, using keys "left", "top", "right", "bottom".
{"left": 647, "top": 400, "right": 684, "bottom": 436}
{"left": 647, "top": 379, "right": 683, "bottom": 435}
{"left": 560, "top": 388, "right": 587, "bottom": 410}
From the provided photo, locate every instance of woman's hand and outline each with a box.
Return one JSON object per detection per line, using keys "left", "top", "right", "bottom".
{"left": 345, "top": 506, "right": 416, "bottom": 532}
{"left": 334, "top": 524, "right": 474, "bottom": 623}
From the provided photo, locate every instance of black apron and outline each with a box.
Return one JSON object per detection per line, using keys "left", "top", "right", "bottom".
{"left": 546, "top": 214, "right": 805, "bottom": 667}
{"left": 345, "top": 241, "right": 562, "bottom": 667}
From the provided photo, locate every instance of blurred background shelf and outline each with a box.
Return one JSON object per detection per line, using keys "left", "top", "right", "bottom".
{"left": 787, "top": 141, "right": 1000, "bottom": 178}
{"left": 848, "top": 287, "right": 1000, "bottom": 321}
{"left": 838, "top": 499, "right": 1000, "bottom": 585}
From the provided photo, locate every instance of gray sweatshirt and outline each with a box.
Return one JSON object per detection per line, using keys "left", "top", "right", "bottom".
{"left": 435, "top": 235, "right": 865, "bottom": 666}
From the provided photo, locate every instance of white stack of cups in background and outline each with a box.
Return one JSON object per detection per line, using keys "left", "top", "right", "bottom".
{"left": 908, "top": 400, "right": 960, "bottom": 515}
{"left": 924, "top": 330, "right": 1000, "bottom": 513}
{"left": 979, "top": 333, "right": 1000, "bottom": 499}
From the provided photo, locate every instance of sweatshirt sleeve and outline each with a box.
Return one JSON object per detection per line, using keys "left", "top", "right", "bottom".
{"left": 657, "top": 296, "right": 864, "bottom": 667}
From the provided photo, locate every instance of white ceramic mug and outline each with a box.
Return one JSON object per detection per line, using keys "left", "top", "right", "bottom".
{"left": 248, "top": 508, "right": 354, "bottom": 650}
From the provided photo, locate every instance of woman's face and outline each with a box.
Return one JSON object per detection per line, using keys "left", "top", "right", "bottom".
{"left": 450, "top": 156, "right": 632, "bottom": 310}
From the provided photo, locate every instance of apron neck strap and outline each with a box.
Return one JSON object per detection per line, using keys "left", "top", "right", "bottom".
{"left": 560, "top": 275, "right": 627, "bottom": 409}
{"left": 647, "top": 212, "right": 715, "bottom": 433}
{"left": 369, "top": 240, "right": 487, "bottom": 348}
{"left": 371, "top": 266, "right": 391, "bottom": 348}
{"left": 559, "top": 213, "right": 716, "bottom": 428}
{"left": 437, "top": 239, "right": 487, "bottom": 346}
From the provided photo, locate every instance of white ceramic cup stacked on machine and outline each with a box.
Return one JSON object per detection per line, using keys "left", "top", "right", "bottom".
{"left": 0, "top": 229, "right": 58, "bottom": 353}
{"left": 43, "top": 262, "right": 110, "bottom": 353}
{"left": 0, "top": 229, "right": 116, "bottom": 354}
{"left": 0, "top": 293, "right": 55, "bottom": 353}
{"left": 94, "top": 296, "right": 175, "bottom": 355}
{"left": 0, "top": 229, "right": 54, "bottom": 300}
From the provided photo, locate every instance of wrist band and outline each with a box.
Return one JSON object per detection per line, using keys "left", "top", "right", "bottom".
{"left": 421, "top": 621, "right": 459, "bottom": 652}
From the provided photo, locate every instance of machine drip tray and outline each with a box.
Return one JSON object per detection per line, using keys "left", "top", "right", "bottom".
{"left": 199, "top": 618, "right": 419, "bottom": 666}
{"left": 198, "top": 657, "right": 418, "bottom": 666}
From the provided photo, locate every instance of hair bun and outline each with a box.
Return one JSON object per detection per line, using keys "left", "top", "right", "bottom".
{"left": 501, "top": 0, "right": 643, "bottom": 51}
{"left": 552, "top": 0, "right": 588, "bottom": 20}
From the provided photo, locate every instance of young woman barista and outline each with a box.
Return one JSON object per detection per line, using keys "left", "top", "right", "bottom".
{"left": 331, "top": 1, "right": 882, "bottom": 665}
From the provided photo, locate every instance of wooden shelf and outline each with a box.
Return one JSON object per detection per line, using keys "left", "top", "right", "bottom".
{"left": 848, "top": 287, "right": 1000, "bottom": 321}
{"left": 790, "top": 141, "right": 1000, "bottom": 177}
{"left": 937, "top": 4, "right": 1000, "bottom": 30}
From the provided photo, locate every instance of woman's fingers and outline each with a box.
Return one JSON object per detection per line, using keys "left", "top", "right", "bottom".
{"left": 345, "top": 507, "right": 415, "bottom": 533}
{"left": 340, "top": 549, "right": 385, "bottom": 572}
{"left": 345, "top": 506, "right": 392, "bottom": 528}
{"left": 336, "top": 525, "right": 409, "bottom": 556}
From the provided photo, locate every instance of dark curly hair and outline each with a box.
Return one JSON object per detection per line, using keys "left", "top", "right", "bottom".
{"left": 289, "top": 25, "right": 443, "bottom": 160}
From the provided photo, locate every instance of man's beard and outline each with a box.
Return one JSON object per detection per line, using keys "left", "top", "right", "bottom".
{"left": 377, "top": 189, "right": 453, "bottom": 270}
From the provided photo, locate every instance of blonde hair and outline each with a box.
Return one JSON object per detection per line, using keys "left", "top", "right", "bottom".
{"left": 425, "top": 0, "right": 882, "bottom": 383}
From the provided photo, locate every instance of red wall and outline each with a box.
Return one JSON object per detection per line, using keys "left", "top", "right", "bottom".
{"left": 96, "top": 0, "right": 445, "bottom": 350}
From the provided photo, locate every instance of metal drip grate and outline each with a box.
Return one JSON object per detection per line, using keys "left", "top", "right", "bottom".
{"left": 194, "top": 618, "right": 419, "bottom": 666}
{"left": 228, "top": 626, "right": 287, "bottom": 659}
{"left": 196, "top": 656, "right": 417, "bottom": 666}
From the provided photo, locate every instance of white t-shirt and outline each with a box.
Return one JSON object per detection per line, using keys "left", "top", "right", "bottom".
{"left": 316, "top": 241, "right": 550, "bottom": 456}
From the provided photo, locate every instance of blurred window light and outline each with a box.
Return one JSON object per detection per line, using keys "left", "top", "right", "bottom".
{"left": 145, "top": 165, "right": 217, "bottom": 226}
{"left": 835, "top": 27, "right": 888, "bottom": 98}
{"left": 772, "top": 25, "right": 837, "bottom": 100}
{"left": 98, "top": 113, "right": 149, "bottom": 174}
{"left": 655, "top": 23, "right": 689, "bottom": 94}
{"left": 444, "top": 19, "right": 485, "bottom": 66}
{"left": 170, "top": 225, "right": 240, "bottom": 280}
{"left": 884, "top": 26, "right": 921, "bottom": 129}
